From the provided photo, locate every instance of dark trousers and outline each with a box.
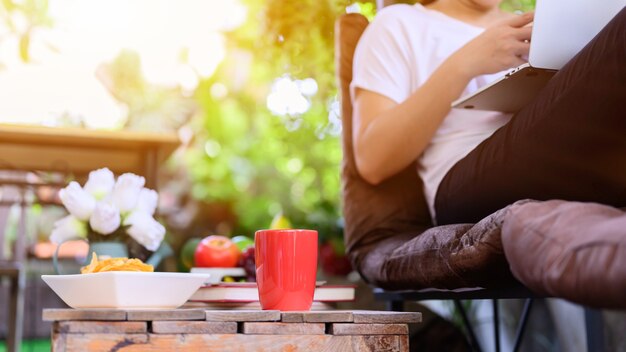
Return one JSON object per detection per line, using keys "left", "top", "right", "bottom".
{"left": 435, "top": 7, "right": 626, "bottom": 225}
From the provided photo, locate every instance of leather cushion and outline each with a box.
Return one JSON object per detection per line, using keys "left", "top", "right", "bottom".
{"left": 502, "top": 200, "right": 626, "bottom": 309}
{"left": 358, "top": 202, "right": 524, "bottom": 290}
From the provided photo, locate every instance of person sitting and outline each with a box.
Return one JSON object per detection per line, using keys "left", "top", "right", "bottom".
{"left": 351, "top": 0, "right": 626, "bottom": 225}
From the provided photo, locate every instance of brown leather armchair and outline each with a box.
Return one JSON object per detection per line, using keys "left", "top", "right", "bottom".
{"left": 334, "top": 11, "right": 609, "bottom": 352}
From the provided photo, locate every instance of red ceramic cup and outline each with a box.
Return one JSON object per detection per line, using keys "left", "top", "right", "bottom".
{"left": 255, "top": 229, "right": 318, "bottom": 311}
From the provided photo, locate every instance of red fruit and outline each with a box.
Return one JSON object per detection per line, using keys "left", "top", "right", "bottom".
{"left": 194, "top": 235, "right": 241, "bottom": 268}
{"left": 237, "top": 247, "right": 256, "bottom": 281}
{"left": 320, "top": 241, "right": 352, "bottom": 276}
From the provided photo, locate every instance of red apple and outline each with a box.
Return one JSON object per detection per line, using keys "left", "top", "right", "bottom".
{"left": 194, "top": 235, "right": 241, "bottom": 268}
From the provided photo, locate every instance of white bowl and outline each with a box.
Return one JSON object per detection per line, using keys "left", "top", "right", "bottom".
{"left": 41, "top": 272, "right": 210, "bottom": 309}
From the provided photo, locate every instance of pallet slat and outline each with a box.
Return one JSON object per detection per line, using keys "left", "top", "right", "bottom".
{"left": 352, "top": 311, "right": 421, "bottom": 324}
{"left": 54, "top": 321, "right": 147, "bottom": 334}
{"left": 152, "top": 321, "right": 237, "bottom": 334}
{"left": 330, "top": 323, "right": 409, "bottom": 336}
{"left": 43, "top": 309, "right": 126, "bottom": 322}
{"left": 205, "top": 310, "right": 281, "bottom": 322}
{"left": 126, "top": 309, "right": 206, "bottom": 321}
{"left": 242, "top": 322, "right": 325, "bottom": 335}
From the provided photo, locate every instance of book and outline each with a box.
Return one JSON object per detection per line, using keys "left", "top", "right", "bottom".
{"left": 181, "top": 300, "right": 337, "bottom": 311}
{"left": 188, "top": 282, "right": 356, "bottom": 303}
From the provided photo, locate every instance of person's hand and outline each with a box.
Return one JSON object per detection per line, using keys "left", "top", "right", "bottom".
{"left": 452, "top": 12, "right": 534, "bottom": 79}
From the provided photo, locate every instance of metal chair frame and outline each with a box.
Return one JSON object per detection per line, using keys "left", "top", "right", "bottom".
{"left": 1, "top": 175, "right": 32, "bottom": 352}
{"left": 374, "top": 287, "right": 605, "bottom": 352}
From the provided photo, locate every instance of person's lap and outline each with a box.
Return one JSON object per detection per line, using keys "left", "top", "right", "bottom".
{"left": 435, "top": 6, "right": 626, "bottom": 225}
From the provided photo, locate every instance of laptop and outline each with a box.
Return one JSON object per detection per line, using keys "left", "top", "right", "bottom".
{"left": 452, "top": 0, "right": 626, "bottom": 113}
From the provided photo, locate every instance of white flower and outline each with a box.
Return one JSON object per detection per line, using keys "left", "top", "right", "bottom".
{"left": 59, "top": 181, "right": 96, "bottom": 221}
{"left": 89, "top": 202, "right": 121, "bottom": 235}
{"left": 135, "top": 188, "right": 158, "bottom": 215}
{"left": 84, "top": 168, "right": 115, "bottom": 200}
{"left": 124, "top": 211, "right": 165, "bottom": 251}
{"left": 111, "top": 173, "right": 145, "bottom": 213}
{"left": 50, "top": 215, "right": 87, "bottom": 244}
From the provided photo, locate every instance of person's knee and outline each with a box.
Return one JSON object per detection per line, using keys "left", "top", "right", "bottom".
{"left": 609, "top": 6, "right": 626, "bottom": 31}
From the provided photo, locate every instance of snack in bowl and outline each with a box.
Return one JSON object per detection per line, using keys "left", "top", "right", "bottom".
{"left": 80, "top": 253, "right": 153, "bottom": 274}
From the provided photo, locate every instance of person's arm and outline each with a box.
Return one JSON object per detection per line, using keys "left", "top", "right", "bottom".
{"left": 353, "top": 13, "right": 533, "bottom": 185}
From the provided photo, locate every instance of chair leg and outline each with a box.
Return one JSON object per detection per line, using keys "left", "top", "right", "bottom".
{"left": 7, "top": 268, "right": 25, "bottom": 352}
{"left": 492, "top": 299, "right": 500, "bottom": 352}
{"left": 454, "top": 300, "right": 482, "bottom": 352}
{"left": 512, "top": 298, "right": 534, "bottom": 352}
{"left": 584, "top": 308, "right": 605, "bottom": 352}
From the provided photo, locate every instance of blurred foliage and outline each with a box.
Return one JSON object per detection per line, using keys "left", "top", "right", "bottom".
{"left": 96, "top": 50, "right": 197, "bottom": 132}
{"left": 0, "top": 0, "right": 54, "bottom": 63}
{"left": 500, "top": 0, "right": 535, "bottom": 12}
{"left": 182, "top": 0, "right": 353, "bottom": 241}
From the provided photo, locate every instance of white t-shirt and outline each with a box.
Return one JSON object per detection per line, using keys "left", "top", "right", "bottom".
{"left": 351, "top": 3, "right": 513, "bottom": 222}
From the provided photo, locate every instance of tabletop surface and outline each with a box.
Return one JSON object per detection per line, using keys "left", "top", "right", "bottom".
{"left": 0, "top": 124, "right": 179, "bottom": 150}
{"left": 0, "top": 123, "right": 179, "bottom": 178}
{"left": 43, "top": 308, "right": 422, "bottom": 324}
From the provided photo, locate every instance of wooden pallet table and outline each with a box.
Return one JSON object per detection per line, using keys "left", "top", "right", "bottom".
{"left": 43, "top": 308, "right": 421, "bottom": 351}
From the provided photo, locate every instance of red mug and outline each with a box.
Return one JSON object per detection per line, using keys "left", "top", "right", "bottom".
{"left": 255, "top": 229, "right": 318, "bottom": 311}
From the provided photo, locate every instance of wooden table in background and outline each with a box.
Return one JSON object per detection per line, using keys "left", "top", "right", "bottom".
{"left": 0, "top": 124, "right": 179, "bottom": 188}
{"left": 43, "top": 308, "right": 422, "bottom": 351}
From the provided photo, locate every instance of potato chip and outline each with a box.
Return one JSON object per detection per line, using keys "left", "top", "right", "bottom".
{"left": 80, "top": 253, "right": 154, "bottom": 274}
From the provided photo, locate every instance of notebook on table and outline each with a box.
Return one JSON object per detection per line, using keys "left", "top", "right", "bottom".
{"left": 188, "top": 282, "right": 356, "bottom": 303}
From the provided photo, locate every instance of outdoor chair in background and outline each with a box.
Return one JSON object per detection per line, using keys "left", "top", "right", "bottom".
{"left": 334, "top": 10, "right": 606, "bottom": 352}
{"left": 0, "top": 172, "right": 29, "bottom": 352}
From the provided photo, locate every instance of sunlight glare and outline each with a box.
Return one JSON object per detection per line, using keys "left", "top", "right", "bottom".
{"left": 0, "top": 0, "right": 246, "bottom": 129}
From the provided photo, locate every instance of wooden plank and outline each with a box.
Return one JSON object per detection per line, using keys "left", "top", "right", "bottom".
{"left": 151, "top": 321, "right": 237, "bottom": 334}
{"left": 281, "top": 310, "right": 354, "bottom": 323}
{"left": 280, "top": 312, "right": 305, "bottom": 323}
{"left": 52, "top": 333, "right": 408, "bottom": 351}
{"left": 52, "top": 333, "right": 149, "bottom": 352}
{"left": 0, "top": 124, "right": 178, "bottom": 152}
{"left": 42, "top": 309, "right": 126, "bottom": 322}
{"left": 302, "top": 310, "right": 354, "bottom": 323}
{"left": 205, "top": 310, "right": 281, "bottom": 322}
{"left": 330, "top": 323, "right": 409, "bottom": 336}
{"left": 54, "top": 321, "right": 147, "bottom": 334}
{"left": 358, "top": 335, "right": 407, "bottom": 352}
{"left": 0, "top": 144, "right": 143, "bottom": 176}
{"left": 352, "top": 310, "right": 422, "bottom": 324}
{"left": 126, "top": 309, "right": 205, "bottom": 321}
{"left": 51, "top": 331, "right": 63, "bottom": 352}
{"left": 400, "top": 334, "right": 410, "bottom": 351}
{"left": 242, "top": 322, "right": 325, "bottom": 335}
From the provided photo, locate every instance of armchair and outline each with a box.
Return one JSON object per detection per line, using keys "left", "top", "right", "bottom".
{"left": 334, "top": 10, "right": 610, "bottom": 352}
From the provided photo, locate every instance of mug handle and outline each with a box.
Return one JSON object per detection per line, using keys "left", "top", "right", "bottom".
{"left": 53, "top": 238, "right": 88, "bottom": 275}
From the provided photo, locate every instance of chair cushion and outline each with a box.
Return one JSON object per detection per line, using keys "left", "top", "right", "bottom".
{"left": 357, "top": 202, "right": 528, "bottom": 290}
{"left": 336, "top": 14, "right": 432, "bottom": 278}
{"left": 502, "top": 200, "right": 626, "bottom": 309}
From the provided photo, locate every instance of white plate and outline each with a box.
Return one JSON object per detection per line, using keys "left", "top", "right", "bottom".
{"left": 190, "top": 267, "right": 246, "bottom": 284}
{"left": 42, "top": 272, "right": 210, "bottom": 309}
